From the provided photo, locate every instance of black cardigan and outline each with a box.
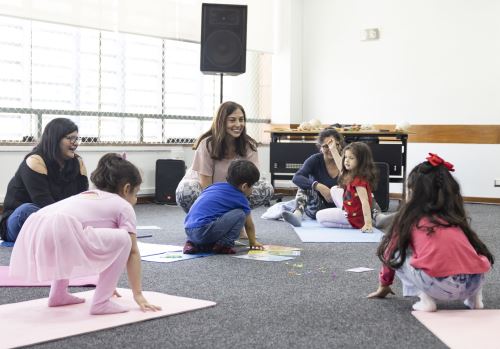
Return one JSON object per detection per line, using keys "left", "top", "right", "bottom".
{"left": 0, "top": 153, "right": 88, "bottom": 240}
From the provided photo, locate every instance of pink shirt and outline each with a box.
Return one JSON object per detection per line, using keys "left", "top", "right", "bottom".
{"left": 379, "top": 217, "right": 491, "bottom": 286}
{"left": 33, "top": 189, "right": 136, "bottom": 234}
{"left": 189, "top": 137, "right": 259, "bottom": 183}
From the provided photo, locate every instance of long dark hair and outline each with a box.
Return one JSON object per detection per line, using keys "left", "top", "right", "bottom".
{"left": 90, "top": 153, "right": 142, "bottom": 194}
{"left": 193, "top": 101, "right": 257, "bottom": 160}
{"left": 377, "top": 161, "right": 494, "bottom": 269}
{"left": 338, "top": 142, "right": 378, "bottom": 190}
{"left": 29, "top": 118, "right": 80, "bottom": 181}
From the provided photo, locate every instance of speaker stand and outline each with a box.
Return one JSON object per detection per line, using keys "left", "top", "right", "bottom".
{"left": 220, "top": 73, "right": 224, "bottom": 104}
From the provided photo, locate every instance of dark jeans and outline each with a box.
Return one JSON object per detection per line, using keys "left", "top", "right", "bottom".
{"left": 6, "top": 203, "right": 40, "bottom": 242}
{"left": 185, "top": 209, "right": 246, "bottom": 247}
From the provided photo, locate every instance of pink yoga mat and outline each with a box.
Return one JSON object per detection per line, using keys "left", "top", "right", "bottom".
{"left": 0, "top": 266, "right": 98, "bottom": 287}
{"left": 0, "top": 288, "right": 216, "bottom": 348}
{"left": 413, "top": 309, "right": 500, "bottom": 349}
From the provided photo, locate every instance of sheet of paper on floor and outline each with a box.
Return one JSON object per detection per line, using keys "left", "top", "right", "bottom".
{"left": 137, "top": 242, "right": 182, "bottom": 257}
{"left": 142, "top": 251, "right": 213, "bottom": 263}
{"left": 247, "top": 245, "right": 302, "bottom": 257}
{"left": 233, "top": 254, "right": 295, "bottom": 262}
{"left": 346, "top": 267, "right": 374, "bottom": 273}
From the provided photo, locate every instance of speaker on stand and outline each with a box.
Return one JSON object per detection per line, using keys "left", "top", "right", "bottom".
{"left": 200, "top": 3, "right": 247, "bottom": 103}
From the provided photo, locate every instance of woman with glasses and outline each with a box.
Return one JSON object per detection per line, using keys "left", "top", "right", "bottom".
{"left": 0, "top": 118, "right": 88, "bottom": 242}
{"left": 281, "top": 128, "right": 345, "bottom": 227}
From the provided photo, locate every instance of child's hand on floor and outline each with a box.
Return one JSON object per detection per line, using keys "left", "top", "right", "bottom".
{"left": 361, "top": 223, "right": 373, "bottom": 233}
{"left": 134, "top": 293, "right": 162, "bottom": 312}
{"left": 249, "top": 241, "right": 264, "bottom": 250}
{"left": 367, "top": 285, "right": 395, "bottom": 299}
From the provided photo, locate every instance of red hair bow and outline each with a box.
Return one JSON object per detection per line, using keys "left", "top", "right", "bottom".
{"left": 426, "top": 153, "right": 454, "bottom": 172}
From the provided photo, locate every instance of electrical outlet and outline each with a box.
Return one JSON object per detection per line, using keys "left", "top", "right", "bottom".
{"left": 495, "top": 179, "right": 500, "bottom": 187}
{"left": 362, "top": 28, "right": 380, "bottom": 41}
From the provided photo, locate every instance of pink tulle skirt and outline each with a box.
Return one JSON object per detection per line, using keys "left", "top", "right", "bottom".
{"left": 9, "top": 212, "right": 131, "bottom": 282}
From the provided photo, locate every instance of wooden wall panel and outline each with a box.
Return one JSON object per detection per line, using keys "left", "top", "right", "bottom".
{"left": 376, "top": 124, "right": 500, "bottom": 144}
{"left": 271, "top": 124, "right": 500, "bottom": 144}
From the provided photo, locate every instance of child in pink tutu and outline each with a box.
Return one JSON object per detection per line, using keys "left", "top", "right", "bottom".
{"left": 9, "top": 153, "right": 161, "bottom": 315}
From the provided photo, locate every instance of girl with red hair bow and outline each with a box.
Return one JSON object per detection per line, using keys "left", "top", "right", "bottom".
{"left": 368, "top": 154, "right": 494, "bottom": 312}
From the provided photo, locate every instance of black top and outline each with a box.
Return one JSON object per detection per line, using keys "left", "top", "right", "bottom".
{"left": 0, "top": 152, "right": 88, "bottom": 240}
{"left": 292, "top": 153, "right": 339, "bottom": 208}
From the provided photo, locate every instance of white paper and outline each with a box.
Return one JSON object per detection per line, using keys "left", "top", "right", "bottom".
{"left": 345, "top": 267, "right": 374, "bottom": 273}
{"left": 233, "top": 254, "right": 295, "bottom": 262}
{"left": 136, "top": 225, "right": 161, "bottom": 230}
{"left": 137, "top": 242, "right": 182, "bottom": 257}
{"left": 142, "top": 252, "right": 212, "bottom": 263}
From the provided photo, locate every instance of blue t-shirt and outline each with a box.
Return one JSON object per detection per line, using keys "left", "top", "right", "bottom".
{"left": 184, "top": 182, "right": 251, "bottom": 229}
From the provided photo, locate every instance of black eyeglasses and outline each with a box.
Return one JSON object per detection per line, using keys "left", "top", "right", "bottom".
{"left": 319, "top": 142, "right": 340, "bottom": 150}
{"left": 65, "top": 135, "right": 81, "bottom": 143}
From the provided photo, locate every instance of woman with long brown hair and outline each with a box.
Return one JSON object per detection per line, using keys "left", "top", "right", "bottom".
{"left": 175, "top": 101, "right": 273, "bottom": 214}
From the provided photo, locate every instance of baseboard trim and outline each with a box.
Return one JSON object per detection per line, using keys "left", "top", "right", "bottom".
{"left": 389, "top": 193, "right": 500, "bottom": 204}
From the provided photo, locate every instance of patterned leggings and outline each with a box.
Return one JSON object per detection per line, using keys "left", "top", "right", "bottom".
{"left": 176, "top": 179, "right": 274, "bottom": 213}
{"left": 397, "top": 254, "right": 485, "bottom": 301}
{"left": 294, "top": 188, "right": 329, "bottom": 219}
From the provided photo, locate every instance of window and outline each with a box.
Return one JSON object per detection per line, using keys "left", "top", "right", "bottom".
{"left": 0, "top": 15, "right": 270, "bottom": 144}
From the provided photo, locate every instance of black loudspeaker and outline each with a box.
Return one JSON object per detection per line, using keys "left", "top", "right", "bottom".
{"left": 373, "top": 162, "right": 390, "bottom": 212}
{"left": 155, "top": 159, "right": 185, "bottom": 204}
{"left": 200, "top": 3, "right": 247, "bottom": 75}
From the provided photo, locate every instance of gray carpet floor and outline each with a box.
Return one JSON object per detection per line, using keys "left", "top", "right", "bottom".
{"left": 1, "top": 199, "right": 499, "bottom": 349}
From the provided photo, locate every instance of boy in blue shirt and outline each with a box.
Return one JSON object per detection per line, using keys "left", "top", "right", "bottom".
{"left": 183, "top": 160, "right": 264, "bottom": 254}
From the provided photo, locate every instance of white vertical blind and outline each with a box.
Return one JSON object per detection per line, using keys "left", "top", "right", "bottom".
{"left": 0, "top": 0, "right": 275, "bottom": 52}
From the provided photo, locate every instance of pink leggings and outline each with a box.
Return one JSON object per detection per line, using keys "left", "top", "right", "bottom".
{"left": 316, "top": 186, "right": 353, "bottom": 228}
{"left": 49, "top": 228, "right": 132, "bottom": 314}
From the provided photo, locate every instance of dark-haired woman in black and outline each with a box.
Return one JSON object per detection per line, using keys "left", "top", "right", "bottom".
{"left": 0, "top": 118, "right": 88, "bottom": 242}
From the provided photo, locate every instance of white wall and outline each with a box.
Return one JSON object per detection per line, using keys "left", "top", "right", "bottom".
{"left": 288, "top": 0, "right": 500, "bottom": 198}
{"left": 271, "top": 0, "right": 303, "bottom": 124}
{"left": 0, "top": 144, "right": 271, "bottom": 203}
{"left": 302, "top": 0, "right": 500, "bottom": 123}
{"left": 401, "top": 143, "right": 500, "bottom": 199}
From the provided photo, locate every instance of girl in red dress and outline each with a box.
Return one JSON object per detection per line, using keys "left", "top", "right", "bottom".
{"left": 316, "top": 142, "right": 378, "bottom": 232}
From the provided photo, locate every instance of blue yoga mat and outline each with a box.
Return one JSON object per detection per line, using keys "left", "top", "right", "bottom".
{"left": 293, "top": 220, "right": 384, "bottom": 243}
